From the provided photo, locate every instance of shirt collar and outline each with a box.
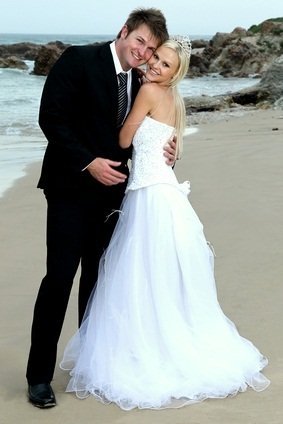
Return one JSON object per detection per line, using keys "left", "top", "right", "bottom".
{"left": 110, "top": 41, "right": 131, "bottom": 77}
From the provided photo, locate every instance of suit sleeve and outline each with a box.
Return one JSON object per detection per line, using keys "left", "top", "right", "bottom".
{"left": 39, "top": 46, "right": 96, "bottom": 172}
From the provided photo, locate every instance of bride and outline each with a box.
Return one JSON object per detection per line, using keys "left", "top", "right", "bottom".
{"left": 60, "top": 36, "right": 270, "bottom": 410}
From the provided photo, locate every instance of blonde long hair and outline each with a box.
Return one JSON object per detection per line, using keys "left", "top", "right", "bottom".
{"left": 162, "top": 38, "right": 191, "bottom": 159}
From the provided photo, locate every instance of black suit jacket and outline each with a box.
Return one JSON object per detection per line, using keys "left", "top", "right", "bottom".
{"left": 37, "top": 42, "right": 141, "bottom": 192}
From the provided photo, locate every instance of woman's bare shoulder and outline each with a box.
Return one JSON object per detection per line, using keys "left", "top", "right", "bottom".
{"left": 139, "top": 82, "right": 164, "bottom": 97}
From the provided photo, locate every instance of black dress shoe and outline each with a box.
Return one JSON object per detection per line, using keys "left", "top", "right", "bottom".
{"left": 28, "top": 383, "right": 57, "bottom": 408}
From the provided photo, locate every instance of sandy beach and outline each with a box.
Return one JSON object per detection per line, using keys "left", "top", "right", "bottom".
{"left": 0, "top": 108, "right": 282, "bottom": 423}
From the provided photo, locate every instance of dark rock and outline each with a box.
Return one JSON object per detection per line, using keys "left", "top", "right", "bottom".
{"left": 0, "top": 55, "right": 28, "bottom": 70}
{"left": 0, "top": 17, "right": 282, "bottom": 81}
{"left": 0, "top": 42, "right": 41, "bottom": 60}
{"left": 191, "top": 39, "right": 209, "bottom": 49}
{"left": 33, "top": 43, "right": 68, "bottom": 76}
{"left": 210, "top": 40, "right": 267, "bottom": 77}
{"left": 184, "top": 54, "right": 283, "bottom": 111}
{"left": 184, "top": 95, "right": 232, "bottom": 112}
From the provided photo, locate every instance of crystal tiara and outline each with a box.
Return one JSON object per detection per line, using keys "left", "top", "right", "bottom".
{"left": 172, "top": 35, "right": 192, "bottom": 59}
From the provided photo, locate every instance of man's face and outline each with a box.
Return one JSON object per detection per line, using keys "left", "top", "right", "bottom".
{"left": 116, "top": 24, "right": 159, "bottom": 71}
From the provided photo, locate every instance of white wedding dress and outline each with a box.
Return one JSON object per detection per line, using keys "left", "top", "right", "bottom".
{"left": 60, "top": 116, "right": 270, "bottom": 410}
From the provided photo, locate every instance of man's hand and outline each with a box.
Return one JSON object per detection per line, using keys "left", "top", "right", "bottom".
{"left": 164, "top": 136, "right": 177, "bottom": 166}
{"left": 86, "top": 158, "right": 127, "bottom": 186}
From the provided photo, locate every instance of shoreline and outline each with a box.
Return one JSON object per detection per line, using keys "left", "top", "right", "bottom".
{"left": 1, "top": 103, "right": 275, "bottom": 200}
{"left": 0, "top": 127, "right": 199, "bottom": 199}
{"left": 0, "top": 108, "right": 282, "bottom": 423}
{"left": 0, "top": 134, "right": 46, "bottom": 199}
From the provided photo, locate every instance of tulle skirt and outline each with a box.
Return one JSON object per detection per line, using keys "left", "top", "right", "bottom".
{"left": 60, "top": 182, "right": 270, "bottom": 410}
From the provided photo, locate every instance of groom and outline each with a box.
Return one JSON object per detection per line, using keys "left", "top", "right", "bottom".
{"left": 26, "top": 8, "right": 173, "bottom": 408}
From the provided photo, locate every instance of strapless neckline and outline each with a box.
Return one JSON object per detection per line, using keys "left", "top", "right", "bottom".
{"left": 144, "top": 115, "right": 174, "bottom": 130}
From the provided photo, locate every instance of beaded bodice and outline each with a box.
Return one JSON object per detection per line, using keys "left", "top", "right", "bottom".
{"left": 126, "top": 116, "right": 178, "bottom": 192}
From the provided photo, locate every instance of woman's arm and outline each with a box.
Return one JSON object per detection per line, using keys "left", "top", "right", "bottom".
{"left": 119, "top": 83, "right": 155, "bottom": 149}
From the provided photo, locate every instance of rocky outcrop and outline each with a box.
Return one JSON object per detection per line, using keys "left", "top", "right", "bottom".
{"left": 0, "top": 17, "right": 282, "bottom": 82}
{"left": 0, "top": 55, "right": 28, "bottom": 70}
{"left": 0, "top": 19, "right": 281, "bottom": 127}
{"left": 229, "top": 54, "right": 283, "bottom": 106}
{"left": 0, "top": 42, "right": 41, "bottom": 60}
{"left": 184, "top": 95, "right": 232, "bottom": 113}
{"left": 0, "top": 42, "right": 40, "bottom": 70}
{"left": 0, "top": 41, "right": 68, "bottom": 72}
{"left": 189, "top": 18, "right": 283, "bottom": 77}
{"left": 259, "top": 55, "right": 283, "bottom": 100}
{"left": 184, "top": 54, "right": 283, "bottom": 112}
{"left": 32, "top": 41, "right": 69, "bottom": 76}
{"left": 208, "top": 39, "right": 268, "bottom": 77}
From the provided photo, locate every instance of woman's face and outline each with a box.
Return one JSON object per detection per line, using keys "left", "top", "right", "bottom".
{"left": 145, "top": 45, "right": 179, "bottom": 86}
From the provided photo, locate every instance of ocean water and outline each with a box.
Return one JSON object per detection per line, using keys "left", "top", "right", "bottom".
{"left": 0, "top": 33, "right": 260, "bottom": 198}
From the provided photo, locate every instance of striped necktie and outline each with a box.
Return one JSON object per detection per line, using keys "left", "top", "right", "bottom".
{"left": 117, "top": 72, "right": 128, "bottom": 127}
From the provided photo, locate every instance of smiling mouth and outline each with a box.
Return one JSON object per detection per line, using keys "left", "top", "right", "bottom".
{"left": 132, "top": 51, "right": 142, "bottom": 61}
{"left": 148, "top": 67, "right": 159, "bottom": 76}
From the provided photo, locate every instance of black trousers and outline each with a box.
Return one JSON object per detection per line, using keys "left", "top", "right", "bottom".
{"left": 26, "top": 183, "right": 126, "bottom": 385}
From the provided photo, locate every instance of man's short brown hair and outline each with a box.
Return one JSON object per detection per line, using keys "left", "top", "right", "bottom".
{"left": 117, "top": 8, "right": 169, "bottom": 46}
